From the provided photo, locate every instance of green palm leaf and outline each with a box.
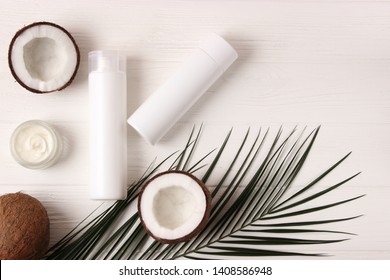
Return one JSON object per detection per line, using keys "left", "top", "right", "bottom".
{"left": 45, "top": 125, "right": 362, "bottom": 260}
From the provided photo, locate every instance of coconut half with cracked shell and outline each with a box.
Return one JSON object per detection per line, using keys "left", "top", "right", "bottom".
{"left": 8, "top": 22, "right": 80, "bottom": 93}
{"left": 138, "top": 171, "right": 211, "bottom": 244}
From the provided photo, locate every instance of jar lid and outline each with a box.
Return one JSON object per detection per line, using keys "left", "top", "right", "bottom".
{"left": 10, "top": 120, "right": 63, "bottom": 169}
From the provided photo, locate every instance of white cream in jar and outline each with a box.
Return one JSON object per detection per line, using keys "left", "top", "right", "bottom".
{"left": 10, "top": 120, "right": 63, "bottom": 169}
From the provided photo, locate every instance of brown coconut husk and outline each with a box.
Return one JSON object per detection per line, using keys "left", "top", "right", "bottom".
{"left": 0, "top": 192, "right": 50, "bottom": 259}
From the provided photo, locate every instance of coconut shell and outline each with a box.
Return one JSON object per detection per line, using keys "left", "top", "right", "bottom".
{"left": 138, "top": 170, "right": 212, "bottom": 244}
{"left": 0, "top": 192, "right": 50, "bottom": 259}
{"left": 8, "top": 21, "right": 80, "bottom": 94}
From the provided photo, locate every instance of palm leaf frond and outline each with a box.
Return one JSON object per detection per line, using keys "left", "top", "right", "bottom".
{"left": 45, "top": 125, "right": 362, "bottom": 260}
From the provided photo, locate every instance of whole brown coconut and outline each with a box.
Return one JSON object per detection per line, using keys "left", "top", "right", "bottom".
{"left": 0, "top": 192, "right": 49, "bottom": 259}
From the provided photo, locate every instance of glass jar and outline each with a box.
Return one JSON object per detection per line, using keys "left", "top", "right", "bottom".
{"left": 10, "top": 120, "right": 63, "bottom": 169}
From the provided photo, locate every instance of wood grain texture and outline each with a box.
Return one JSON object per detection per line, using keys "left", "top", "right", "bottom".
{"left": 0, "top": 0, "right": 389, "bottom": 259}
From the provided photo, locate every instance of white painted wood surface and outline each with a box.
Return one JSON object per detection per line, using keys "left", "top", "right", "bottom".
{"left": 0, "top": 0, "right": 389, "bottom": 259}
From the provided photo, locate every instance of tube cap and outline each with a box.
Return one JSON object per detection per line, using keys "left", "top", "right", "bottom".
{"left": 199, "top": 33, "right": 238, "bottom": 72}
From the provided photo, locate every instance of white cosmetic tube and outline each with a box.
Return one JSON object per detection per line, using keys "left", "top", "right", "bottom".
{"left": 89, "top": 50, "right": 127, "bottom": 200}
{"left": 128, "top": 33, "right": 238, "bottom": 145}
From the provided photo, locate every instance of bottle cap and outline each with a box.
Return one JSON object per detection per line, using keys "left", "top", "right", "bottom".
{"left": 128, "top": 34, "right": 238, "bottom": 145}
{"left": 88, "top": 50, "right": 126, "bottom": 73}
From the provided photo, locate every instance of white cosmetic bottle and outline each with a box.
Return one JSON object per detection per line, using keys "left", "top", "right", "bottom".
{"left": 89, "top": 50, "right": 127, "bottom": 200}
{"left": 128, "top": 33, "right": 238, "bottom": 145}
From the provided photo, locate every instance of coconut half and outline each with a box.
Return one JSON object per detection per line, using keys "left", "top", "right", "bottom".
{"left": 138, "top": 171, "right": 211, "bottom": 244}
{"left": 8, "top": 22, "right": 80, "bottom": 93}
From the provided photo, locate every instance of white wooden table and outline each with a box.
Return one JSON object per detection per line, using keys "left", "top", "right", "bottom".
{"left": 0, "top": 0, "right": 389, "bottom": 259}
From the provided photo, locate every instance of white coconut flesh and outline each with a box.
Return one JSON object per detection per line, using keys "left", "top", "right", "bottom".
{"left": 10, "top": 23, "right": 78, "bottom": 92}
{"left": 139, "top": 172, "right": 208, "bottom": 241}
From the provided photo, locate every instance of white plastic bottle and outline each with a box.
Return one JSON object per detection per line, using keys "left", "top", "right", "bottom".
{"left": 89, "top": 50, "right": 127, "bottom": 200}
{"left": 127, "top": 33, "right": 238, "bottom": 145}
